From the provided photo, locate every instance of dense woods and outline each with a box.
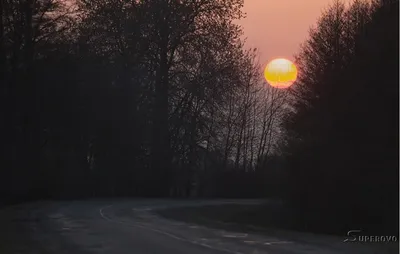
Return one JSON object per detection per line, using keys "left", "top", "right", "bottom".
{"left": 280, "top": 0, "right": 398, "bottom": 235}
{"left": 0, "top": 0, "right": 286, "bottom": 200}
{"left": 0, "top": 0, "right": 397, "bottom": 235}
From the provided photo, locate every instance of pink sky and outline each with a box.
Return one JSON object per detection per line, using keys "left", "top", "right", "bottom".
{"left": 238, "top": 0, "right": 351, "bottom": 66}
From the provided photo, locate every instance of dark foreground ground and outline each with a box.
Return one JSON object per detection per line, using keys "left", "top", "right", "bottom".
{"left": 157, "top": 203, "right": 308, "bottom": 235}
{"left": 0, "top": 199, "right": 398, "bottom": 254}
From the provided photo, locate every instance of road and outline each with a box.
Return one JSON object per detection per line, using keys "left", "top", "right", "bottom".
{"left": 0, "top": 199, "right": 397, "bottom": 254}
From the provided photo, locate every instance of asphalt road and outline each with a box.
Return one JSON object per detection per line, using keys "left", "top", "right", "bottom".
{"left": 0, "top": 199, "right": 397, "bottom": 254}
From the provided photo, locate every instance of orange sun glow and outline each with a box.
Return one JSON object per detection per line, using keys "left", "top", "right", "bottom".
{"left": 264, "top": 58, "right": 298, "bottom": 89}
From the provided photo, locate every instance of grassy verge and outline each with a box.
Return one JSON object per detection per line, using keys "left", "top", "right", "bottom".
{"left": 0, "top": 204, "right": 48, "bottom": 254}
{"left": 155, "top": 203, "right": 307, "bottom": 236}
{"left": 155, "top": 203, "right": 383, "bottom": 237}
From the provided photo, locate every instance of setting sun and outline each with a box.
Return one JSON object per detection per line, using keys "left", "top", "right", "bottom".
{"left": 264, "top": 58, "right": 298, "bottom": 89}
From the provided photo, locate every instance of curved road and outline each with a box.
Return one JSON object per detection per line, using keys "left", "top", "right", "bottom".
{"left": 0, "top": 199, "right": 397, "bottom": 254}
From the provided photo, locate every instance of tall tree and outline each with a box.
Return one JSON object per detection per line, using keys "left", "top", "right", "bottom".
{"left": 281, "top": 0, "right": 398, "bottom": 234}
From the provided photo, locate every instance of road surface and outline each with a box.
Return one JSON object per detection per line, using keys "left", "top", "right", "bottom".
{"left": 0, "top": 199, "right": 397, "bottom": 254}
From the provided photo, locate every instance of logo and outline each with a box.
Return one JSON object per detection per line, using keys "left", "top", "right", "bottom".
{"left": 344, "top": 230, "right": 398, "bottom": 243}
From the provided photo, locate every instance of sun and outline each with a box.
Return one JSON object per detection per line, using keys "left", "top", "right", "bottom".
{"left": 264, "top": 58, "right": 298, "bottom": 89}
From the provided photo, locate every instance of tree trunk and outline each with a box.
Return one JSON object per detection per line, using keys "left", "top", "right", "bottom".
{"left": 151, "top": 13, "right": 171, "bottom": 196}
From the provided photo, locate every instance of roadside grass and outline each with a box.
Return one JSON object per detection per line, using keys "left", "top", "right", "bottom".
{"left": 0, "top": 204, "right": 49, "bottom": 254}
{"left": 155, "top": 203, "right": 394, "bottom": 237}
{"left": 155, "top": 203, "right": 303, "bottom": 236}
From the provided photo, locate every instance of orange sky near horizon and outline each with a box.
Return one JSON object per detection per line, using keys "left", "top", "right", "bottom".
{"left": 238, "top": 0, "right": 352, "bottom": 66}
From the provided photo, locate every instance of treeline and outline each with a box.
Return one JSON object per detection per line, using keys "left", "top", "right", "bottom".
{"left": 279, "top": 0, "right": 398, "bottom": 235}
{"left": 0, "top": 0, "right": 286, "bottom": 202}
{"left": 0, "top": 0, "right": 398, "bottom": 236}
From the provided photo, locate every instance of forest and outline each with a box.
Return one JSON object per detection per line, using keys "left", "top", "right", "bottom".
{"left": 0, "top": 0, "right": 398, "bottom": 235}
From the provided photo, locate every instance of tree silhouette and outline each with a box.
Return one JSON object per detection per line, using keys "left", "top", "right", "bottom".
{"left": 0, "top": 0, "right": 397, "bottom": 237}
{"left": 281, "top": 0, "right": 398, "bottom": 234}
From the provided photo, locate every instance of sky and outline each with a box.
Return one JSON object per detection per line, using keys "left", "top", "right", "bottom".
{"left": 238, "top": 0, "right": 351, "bottom": 67}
